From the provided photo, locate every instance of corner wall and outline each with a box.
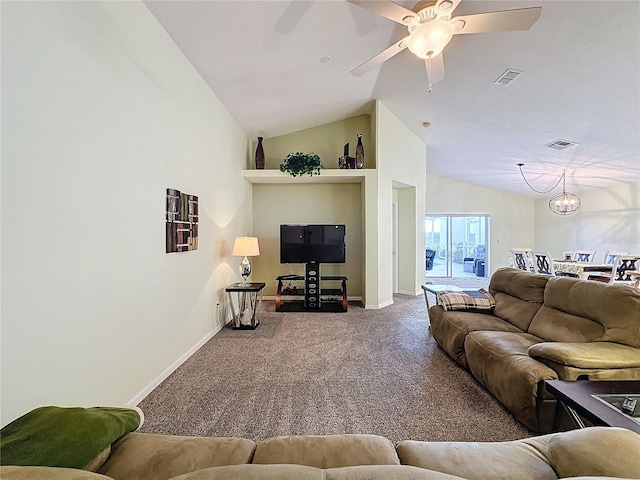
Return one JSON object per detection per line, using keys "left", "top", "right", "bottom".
{"left": 375, "top": 102, "right": 426, "bottom": 305}
{"left": 1, "top": 2, "right": 251, "bottom": 425}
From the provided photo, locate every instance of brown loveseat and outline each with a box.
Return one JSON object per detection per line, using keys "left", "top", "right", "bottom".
{"left": 2, "top": 427, "right": 640, "bottom": 479}
{"left": 429, "top": 267, "right": 640, "bottom": 433}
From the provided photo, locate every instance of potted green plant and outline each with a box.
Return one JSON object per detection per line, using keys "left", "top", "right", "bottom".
{"left": 280, "top": 152, "right": 323, "bottom": 177}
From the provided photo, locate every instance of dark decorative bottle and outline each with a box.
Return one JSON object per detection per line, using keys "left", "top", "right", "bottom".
{"left": 255, "top": 136, "right": 265, "bottom": 169}
{"left": 355, "top": 133, "right": 364, "bottom": 169}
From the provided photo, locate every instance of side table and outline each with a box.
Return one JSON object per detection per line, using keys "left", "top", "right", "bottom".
{"left": 225, "top": 282, "right": 266, "bottom": 330}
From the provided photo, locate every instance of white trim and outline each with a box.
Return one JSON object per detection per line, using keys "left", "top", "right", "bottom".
{"left": 126, "top": 327, "right": 221, "bottom": 406}
{"left": 365, "top": 299, "right": 394, "bottom": 309}
{"left": 397, "top": 289, "right": 421, "bottom": 296}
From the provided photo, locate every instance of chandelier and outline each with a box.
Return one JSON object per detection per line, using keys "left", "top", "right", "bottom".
{"left": 517, "top": 163, "right": 581, "bottom": 216}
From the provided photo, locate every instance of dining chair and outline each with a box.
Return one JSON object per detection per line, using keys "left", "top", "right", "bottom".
{"left": 601, "top": 251, "right": 629, "bottom": 264}
{"left": 510, "top": 248, "right": 533, "bottom": 272}
{"left": 591, "top": 256, "right": 640, "bottom": 284}
{"left": 609, "top": 256, "right": 640, "bottom": 285}
{"left": 574, "top": 250, "right": 596, "bottom": 263}
{"left": 531, "top": 251, "right": 555, "bottom": 275}
{"left": 562, "top": 251, "right": 574, "bottom": 261}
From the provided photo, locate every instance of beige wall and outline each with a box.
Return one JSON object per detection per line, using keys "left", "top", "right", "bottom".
{"left": 251, "top": 183, "right": 363, "bottom": 297}
{"left": 249, "top": 103, "right": 426, "bottom": 308}
{"left": 248, "top": 115, "right": 373, "bottom": 298}
{"left": 534, "top": 181, "right": 640, "bottom": 259}
{"left": 255, "top": 115, "right": 374, "bottom": 170}
{"left": 1, "top": 2, "right": 251, "bottom": 425}
{"left": 425, "top": 175, "right": 536, "bottom": 273}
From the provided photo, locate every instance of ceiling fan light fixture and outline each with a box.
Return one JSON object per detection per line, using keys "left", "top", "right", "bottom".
{"left": 407, "top": 20, "right": 453, "bottom": 59}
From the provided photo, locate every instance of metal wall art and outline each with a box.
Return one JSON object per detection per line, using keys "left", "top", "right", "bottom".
{"left": 166, "top": 188, "right": 198, "bottom": 253}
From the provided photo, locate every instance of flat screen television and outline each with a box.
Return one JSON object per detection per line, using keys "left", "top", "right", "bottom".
{"left": 280, "top": 224, "right": 346, "bottom": 264}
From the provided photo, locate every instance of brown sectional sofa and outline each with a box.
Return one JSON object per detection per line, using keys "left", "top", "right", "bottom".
{"left": 429, "top": 267, "right": 640, "bottom": 433}
{"left": 2, "top": 427, "right": 640, "bottom": 479}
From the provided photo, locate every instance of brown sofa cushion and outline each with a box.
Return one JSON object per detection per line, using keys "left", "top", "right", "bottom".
{"left": 489, "top": 268, "right": 548, "bottom": 331}
{"left": 528, "top": 341, "right": 640, "bottom": 369}
{"left": 396, "top": 434, "right": 557, "bottom": 480}
{"left": 252, "top": 434, "right": 399, "bottom": 468}
{"left": 428, "top": 307, "right": 523, "bottom": 369}
{"left": 528, "top": 341, "right": 640, "bottom": 380}
{"left": 325, "top": 465, "right": 466, "bottom": 480}
{"left": 168, "top": 464, "right": 465, "bottom": 480}
{"left": 0, "top": 466, "right": 114, "bottom": 479}
{"left": 98, "top": 433, "right": 255, "bottom": 480}
{"left": 547, "top": 427, "right": 640, "bottom": 478}
{"left": 529, "top": 276, "right": 640, "bottom": 347}
{"left": 168, "top": 464, "right": 323, "bottom": 480}
{"left": 464, "top": 331, "right": 558, "bottom": 432}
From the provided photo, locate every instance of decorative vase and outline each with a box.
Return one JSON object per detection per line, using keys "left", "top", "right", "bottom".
{"left": 255, "top": 136, "right": 265, "bottom": 169}
{"left": 355, "top": 133, "right": 364, "bottom": 169}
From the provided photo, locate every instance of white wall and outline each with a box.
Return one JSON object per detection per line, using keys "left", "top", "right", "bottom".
{"left": 425, "top": 175, "right": 536, "bottom": 273}
{"left": 375, "top": 102, "right": 426, "bottom": 305}
{"left": 534, "top": 181, "right": 640, "bottom": 259}
{"left": 1, "top": 2, "right": 251, "bottom": 426}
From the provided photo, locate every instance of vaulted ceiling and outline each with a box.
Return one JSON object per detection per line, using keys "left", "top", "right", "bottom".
{"left": 145, "top": 1, "right": 640, "bottom": 198}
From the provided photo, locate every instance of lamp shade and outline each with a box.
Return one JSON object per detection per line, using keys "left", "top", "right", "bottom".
{"left": 407, "top": 20, "right": 453, "bottom": 59}
{"left": 232, "top": 237, "right": 260, "bottom": 257}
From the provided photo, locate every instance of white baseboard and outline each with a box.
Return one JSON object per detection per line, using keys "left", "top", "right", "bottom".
{"left": 126, "top": 326, "right": 222, "bottom": 406}
{"left": 365, "top": 299, "right": 394, "bottom": 309}
{"left": 397, "top": 289, "right": 420, "bottom": 296}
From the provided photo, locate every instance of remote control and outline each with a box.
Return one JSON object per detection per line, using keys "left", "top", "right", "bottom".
{"left": 621, "top": 396, "right": 637, "bottom": 414}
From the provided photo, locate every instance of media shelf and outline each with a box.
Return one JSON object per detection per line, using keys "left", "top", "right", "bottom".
{"left": 276, "top": 268, "right": 347, "bottom": 313}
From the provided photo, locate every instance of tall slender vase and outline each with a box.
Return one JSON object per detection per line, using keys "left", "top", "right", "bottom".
{"left": 355, "top": 133, "right": 364, "bottom": 169}
{"left": 255, "top": 136, "right": 265, "bottom": 169}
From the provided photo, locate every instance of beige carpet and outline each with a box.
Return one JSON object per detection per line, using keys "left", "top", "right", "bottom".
{"left": 138, "top": 287, "right": 532, "bottom": 443}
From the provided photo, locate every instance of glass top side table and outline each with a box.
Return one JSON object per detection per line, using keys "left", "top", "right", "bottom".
{"left": 225, "top": 282, "right": 266, "bottom": 330}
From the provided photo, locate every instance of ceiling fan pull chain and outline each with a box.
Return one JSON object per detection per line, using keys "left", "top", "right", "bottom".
{"left": 426, "top": 58, "right": 433, "bottom": 93}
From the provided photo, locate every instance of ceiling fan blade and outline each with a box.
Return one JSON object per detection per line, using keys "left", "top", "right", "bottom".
{"left": 347, "top": 0, "right": 418, "bottom": 25}
{"left": 452, "top": 7, "right": 542, "bottom": 34}
{"left": 425, "top": 54, "right": 445, "bottom": 85}
{"left": 351, "top": 36, "right": 409, "bottom": 77}
{"left": 274, "top": 1, "right": 314, "bottom": 35}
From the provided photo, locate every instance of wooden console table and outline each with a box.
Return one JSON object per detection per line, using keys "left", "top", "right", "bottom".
{"left": 276, "top": 275, "right": 347, "bottom": 312}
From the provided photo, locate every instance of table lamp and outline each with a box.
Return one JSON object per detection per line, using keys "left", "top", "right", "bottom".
{"left": 232, "top": 236, "right": 260, "bottom": 284}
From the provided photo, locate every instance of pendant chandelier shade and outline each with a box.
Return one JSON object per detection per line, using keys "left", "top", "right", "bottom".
{"left": 549, "top": 183, "right": 581, "bottom": 215}
{"left": 517, "top": 163, "right": 581, "bottom": 216}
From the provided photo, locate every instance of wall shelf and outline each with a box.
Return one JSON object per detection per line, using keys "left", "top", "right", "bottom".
{"left": 242, "top": 169, "right": 366, "bottom": 184}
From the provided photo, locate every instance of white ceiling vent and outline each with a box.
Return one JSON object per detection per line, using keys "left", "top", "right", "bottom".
{"left": 494, "top": 69, "right": 522, "bottom": 86}
{"left": 545, "top": 139, "right": 578, "bottom": 150}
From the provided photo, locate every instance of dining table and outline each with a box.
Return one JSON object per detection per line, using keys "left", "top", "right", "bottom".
{"left": 552, "top": 260, "right": 613, "bottom": 280}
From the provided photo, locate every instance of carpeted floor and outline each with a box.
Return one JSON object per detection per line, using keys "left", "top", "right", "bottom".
{"left": 139, "top": 280, "right": 533, "bottom": 443}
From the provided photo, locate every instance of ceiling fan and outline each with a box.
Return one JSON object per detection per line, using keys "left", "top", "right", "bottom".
{"left": 347, "top": 0, "right": 542, "bottom": 89}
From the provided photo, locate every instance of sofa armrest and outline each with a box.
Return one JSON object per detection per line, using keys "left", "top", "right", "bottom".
{"left": 547, "top": 427, "right": 640, "bottom": 479}
{"left": 528, "top": 342, "right": 640, "bottom": 369}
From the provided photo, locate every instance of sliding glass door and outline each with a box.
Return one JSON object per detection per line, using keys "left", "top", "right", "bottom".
{"left": 425, "top": 215, "right": 489, "bottom": 278}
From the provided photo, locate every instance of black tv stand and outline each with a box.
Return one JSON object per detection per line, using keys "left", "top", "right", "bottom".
{"left": 276, "top": 263, "right": 347, "bottom": 312}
